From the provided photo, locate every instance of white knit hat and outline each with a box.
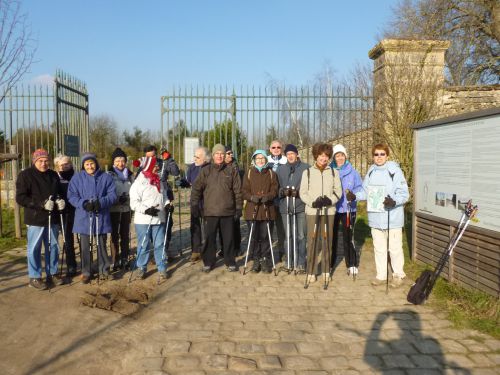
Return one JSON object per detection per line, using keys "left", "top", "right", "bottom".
{"left": 333, "top": 144, "right": 347, "bottom": 158}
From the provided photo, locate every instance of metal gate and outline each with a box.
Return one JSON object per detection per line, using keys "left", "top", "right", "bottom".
{"left": 0, "top": 70, "right": 89, "bottom": 206}
{"left": 161, "top": 85, "right": 373, "bottom": 175}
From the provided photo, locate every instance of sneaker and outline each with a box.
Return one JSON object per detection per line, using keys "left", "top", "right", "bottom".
{"left": 250, "top": 261, "right": 261, "bottom": 273}
{"left": 347, "top": 266, "right": 359, "bottom": 276}
{"left": 371, "top": 278, "right": 386, "bottom": 286}
{"left": 81, "top": 275, "right": 91, "bottom": 284}
{"left": 29, "top": 278, "right": 47, "bottom": 290}
{"left": 47, "top": 274, "right": 65, "bottom": 286}
{"left": 226, "top": 265, "right": 238, "bottom": 272}
{"left": 296, "top": 265, "right": 306, "bottom": 275}
{"left": 202, "top": 265, "right": 212, "bottom": 273}
{"left": 307, "top": 274, "right": 317, "bottom": 283}
{"left": 136, "top": 268, "right": 146, "bottom": 280}
{"left": 190, "top": 253, "right": 201, "bottom": 263}
{"left": 391, "top": 276, "right": 404, "bottom": 288}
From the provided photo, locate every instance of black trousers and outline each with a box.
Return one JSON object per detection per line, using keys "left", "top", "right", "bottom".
{"left": 332, "top": 212, "right": 358, "bottom": 268}
{"left": 202, "top": 216, "right": 235, "bottom": 267}
{"left": 218, "top": 217, "right": 241, "bottom": 254}
{"left": 249, "top": 220, "right": 272, "bottom": 260}
{"left": 61, "top": 211, "right": 77, "bottom": 272}
{"left": 190, "top": 214, "right": 203, "bottom": 254}
{"left": 110, "top": 211, "right": 131, "bottom": 264}
{"left": 80, "top": 234, "right": 110, "bottom": 276}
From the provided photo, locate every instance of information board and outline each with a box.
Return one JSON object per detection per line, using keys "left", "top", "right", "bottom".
{"left": 64, "top": 135, "right": 79, "bottom": 157}
{"left": 184, "top": 137, "right": 200, "bottom": 165}
{"left": 415, "top": 113, "right": 500, "bottom": 232}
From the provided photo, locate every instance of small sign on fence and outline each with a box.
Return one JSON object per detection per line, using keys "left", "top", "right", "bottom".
{"left": 184, "top": 137, "right": 199, "bottom": 165}
{"left": 64, "top": 135, "right": 80, "bottom": 157}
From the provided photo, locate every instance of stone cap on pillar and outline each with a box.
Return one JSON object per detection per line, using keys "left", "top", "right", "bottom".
{"left": 369, "top": 39, "right": 451, "bottom": 60}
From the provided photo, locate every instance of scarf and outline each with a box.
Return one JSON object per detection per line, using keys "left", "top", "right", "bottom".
{"left": 113, "top": 166, "right": 129, "bottom": 181}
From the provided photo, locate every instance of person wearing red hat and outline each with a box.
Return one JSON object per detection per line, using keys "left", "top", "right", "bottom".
{"left": 16, "top": 149, "right": 66, "bottom": 289}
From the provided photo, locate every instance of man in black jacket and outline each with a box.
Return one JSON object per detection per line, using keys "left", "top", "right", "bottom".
{"left": 16, "top": 149, "right": 66, "bottom": 289}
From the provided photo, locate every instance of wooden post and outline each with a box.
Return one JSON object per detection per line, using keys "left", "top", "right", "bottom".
{"left": 10, "top": 145, "right": 21, "bottom": 239}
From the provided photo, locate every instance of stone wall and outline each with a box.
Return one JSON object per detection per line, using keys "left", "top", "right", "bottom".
{"left": 438, "top": 85, "right": 500, "bottom": 118}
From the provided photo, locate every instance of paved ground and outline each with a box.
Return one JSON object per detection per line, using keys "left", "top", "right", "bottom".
{"left": 0, "top": 223, "right": 498, "bottom": 375}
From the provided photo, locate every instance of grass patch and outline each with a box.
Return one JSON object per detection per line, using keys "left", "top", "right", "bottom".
{"left": 355, "top": 203, "right": 499, "bottom": 339}
{"left": 0, "top": 207, "right": 26, "bottom": 259}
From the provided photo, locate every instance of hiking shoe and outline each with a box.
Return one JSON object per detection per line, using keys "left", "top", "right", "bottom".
{"left": 81, "top": 275, "right": 91, "bottom": 284}
{"left": 347, "top": 266, "right": 359, "bottom": 276}
{"left": 66, "top": 267, "right": 78, "bottom": 277}
{"left": 99, "top": 272, "right": 111, "bottom": 281}
{"left": 250, "top": 261, "right": 261, "bottom": 273}
{"left": 371, "top": 278, "right": 386, "bottom": 286}
{"left": 29, "top": 278, "right": 47, "bottom": 290}
{"left": 159, "top": 270, "right": 169, "bottom": 280}
{"left": 202, "top": 265, "right": 212, "bottom": 273}
{"left": 391, "top": 276, "right": 404, "bottom": 288}
{"left": 190, "top": 252, "right": 201, "bottom": 263}
{"left": 296, "top": 265, "right": 306, "bottom": 275}
{"left": 307, "top": 274, "right": 317, "bottom": 283}
{"left": 136, "top": 268, "right": 146, "bottom": 280}
{"left": 226, "top": 265, "right": 238, "bottom": 272}
{"left": 47, "top": 274, "right": 65, "bottom": 286}
{"left": 260, "top": 258, "right": 272, "bottom": 274}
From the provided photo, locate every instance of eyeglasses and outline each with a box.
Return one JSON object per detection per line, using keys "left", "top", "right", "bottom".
{"left": 271, "top": 146, "right": 281, "bottom": 149}
{"left": 194, "top": 156, "right": 201, "bottom": 159}
{"left": 373, "top": 153, "right": 386, "bottom": 157}
{"left": 226, "top": 152, "right": 233, "bottom": 155}
{"left": 255, "top": 157, "right": 266, "bottom": 161}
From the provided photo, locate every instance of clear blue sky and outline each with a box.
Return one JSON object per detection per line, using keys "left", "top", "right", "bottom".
{"left": 23, "top": 0, "right": 395, "bottom": 132}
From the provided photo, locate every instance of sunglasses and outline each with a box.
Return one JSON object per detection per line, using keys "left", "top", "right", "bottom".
{"left": 271, "top": 146, "right": 281, "bottom": 149}
{"left": 373, "top": 153, "right": 386, "bottom": 157}
{"left": 226, "top": 152, "right": 233, "bottom": 155}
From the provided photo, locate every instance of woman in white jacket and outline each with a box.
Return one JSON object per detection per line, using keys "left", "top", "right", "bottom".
{"left": 129, "top": 157, "right": 169, "bottom": 280}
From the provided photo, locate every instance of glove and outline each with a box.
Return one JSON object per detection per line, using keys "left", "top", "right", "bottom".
{"left": 234, "top": 209, "right": 242, "bottom": 220}
{"left": 321, "top": 196, "right": 332, "bottom": 207}
{"left": 179, "top": 179, "right": 191, "bottom": 188}
{"left": 312, "top": 196, "right": 324, "bottom": 209}
{"left": 83, "top": 200, "right": 94, "bottom": 212}
{"left": 118, "top": 194, "right": 128, "bottom": 204}
{"left": 93, "top": 200, "right": 101, "bottom": 212}
{"left": 165, "top": 203, "right": 175, "bottom": 213}
{"left": 55, "top": 198, "right": 66, "bottom": 211}
{"left": 260, "top": 195, "right": 272, "bottom": 203}
{"left": 144, "top": 207, "right": 159, "bottom": 217}
{"left": 250, "top": 195, "right": 261, "bottom": 204}
{"left": 43, "top": 198, "right": 55, "bottom": 211}
{"left": 290, "top": 189, "right": 299, "bottom": 198}
{"left": 345, "top": 190, "right": 356, "bottom": 202}
{"left": 280, "top": 188, "right": 292, "bottom": 198}
{"left": 384, "top": 195, "right": 396, "bottom": 208}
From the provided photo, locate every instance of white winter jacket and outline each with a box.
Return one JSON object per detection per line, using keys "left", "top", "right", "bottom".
{"left": 129, "top": 173, "right": 170, "bottom": 225}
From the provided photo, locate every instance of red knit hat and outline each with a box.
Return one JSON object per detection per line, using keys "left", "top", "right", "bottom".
{"left": 139, "top": 156, "right": 157, "bottom": 173}
{"left": 32, "top": 149, "right": 49, "bottom": 163}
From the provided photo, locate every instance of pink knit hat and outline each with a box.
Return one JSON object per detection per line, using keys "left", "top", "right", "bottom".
{"left": 32, "top": 149, "right": 49, "bottom": 163}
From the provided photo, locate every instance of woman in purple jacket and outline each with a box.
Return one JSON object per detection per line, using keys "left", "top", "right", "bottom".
{"left": 330, "top": 144, "right": 363, "bottom": 276}
{"left": 68, "top": 153, "right": 117, "bottom": 283}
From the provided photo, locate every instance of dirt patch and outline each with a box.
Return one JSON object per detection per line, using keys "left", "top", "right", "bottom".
{"left": 81, "top": 283, "right": 153, "bottom": 315}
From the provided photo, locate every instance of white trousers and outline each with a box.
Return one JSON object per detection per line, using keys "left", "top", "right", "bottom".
{"left": 371, "top": 227, "right": 406, "bottom": 280}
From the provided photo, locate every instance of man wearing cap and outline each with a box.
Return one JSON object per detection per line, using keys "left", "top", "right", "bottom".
{"left": 191, "top": 144, "right": 243, "bottom": 272}
{"left": 276, "top": 144, "right": 310, "bottom": 273}
{"left": 16, "top": 149, "right": 66, "bottom": 289}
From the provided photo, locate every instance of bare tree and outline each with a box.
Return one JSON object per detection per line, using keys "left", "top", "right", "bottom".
{"left": 0, "top": 0, "right": 36, "bottom": 104}
{"left": 383, "top": 0, "right": 500, "bottom": 85}
{"left": 89, "top": 114, "right": 119, "bottom": 168}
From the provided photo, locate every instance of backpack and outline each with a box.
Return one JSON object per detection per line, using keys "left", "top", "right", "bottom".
{"left": 407, "top": 270, "right": 434, "bottom": 305}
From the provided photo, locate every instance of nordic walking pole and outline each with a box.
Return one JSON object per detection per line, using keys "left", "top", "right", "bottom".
{"left": 304, "top": 208, "right": 321, "bottom": 289}
{"left": 322, "top": 206, "right": 329, "bottom": 290}
{"left": 241, "top": 203, "right": 259, "bottom": 275}
{"left": 89, "top": 212, "right": 94, "bottom": 283}
{"left": 286, "top": 186, "right": 290, "bottom": 272}
{"left": 128, "top": 217, "right": 153, "bottom": 283}
{"left": 264, "top": 204, "right": 277, "bottom": 276}
{"left": 47, "top": 196, "right": 53, "bottom": 291}
{"left": 158, "top": 205, "right": 172, "bottom": 284}
{"left": 347, "top": 201, "right": 356, "bottom": 282}
{"left": 291, "top": 186, "right": 297, "bottom": 275}
{"left": 58, "top": 211, "right": 67, "bottom": 278}
{"left": 96, "top": 210, "right": 101, "bottom": 285}
{"left": 386, "top": 208, "right": 390, "bottom": 295}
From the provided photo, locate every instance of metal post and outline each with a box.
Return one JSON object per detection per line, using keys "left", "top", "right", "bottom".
{"left": 10, "top": 145, "right": 21, "bottom": 238}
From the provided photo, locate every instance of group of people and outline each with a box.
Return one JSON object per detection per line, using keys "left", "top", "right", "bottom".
{"left": 184, "top": 140, "right": 409, "bottom": 288}
{"left": 16, "top": 137, "right": 409, "bottom": 290}
{"left": 16, "top": 145, "right": 179, "bottom": 289}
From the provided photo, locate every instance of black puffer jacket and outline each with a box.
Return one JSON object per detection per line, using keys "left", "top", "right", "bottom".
{"left": 16, "top": 166, "right": 62, "bottom": 226}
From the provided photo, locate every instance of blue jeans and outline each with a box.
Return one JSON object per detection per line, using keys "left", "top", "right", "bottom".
{"left": 135, "top": 223, "right": 166, "bottom": 272}
{"left": 282, "top": 211, "right": 307, "bottom": 268}
{"left": 27, "top": 224, "right": 60, "bottom": 278}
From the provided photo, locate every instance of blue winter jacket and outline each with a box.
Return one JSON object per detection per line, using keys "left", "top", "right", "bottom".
{"left": 355, "top": 161, "right": 409, "bottom": 229}
{"left": 68, "top": 166, "right": 117, "bottom": 235}
{"left": 330, "top": 160, "right": 363, "bottom": 213}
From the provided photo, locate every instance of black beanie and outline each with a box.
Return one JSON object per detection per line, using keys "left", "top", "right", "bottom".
{"left": 111, "top": 147, "right": 127, "bottom": 163}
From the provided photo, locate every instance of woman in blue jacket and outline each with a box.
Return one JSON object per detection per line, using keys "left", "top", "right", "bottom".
{"left": 68, "top": 153, "right": 117, "bottom": 283}
{"left": 355, "top": 144, "right": 409, "bottom": 288}
{"left": 330, "top": 144, "right": 363, "bottom": 276}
